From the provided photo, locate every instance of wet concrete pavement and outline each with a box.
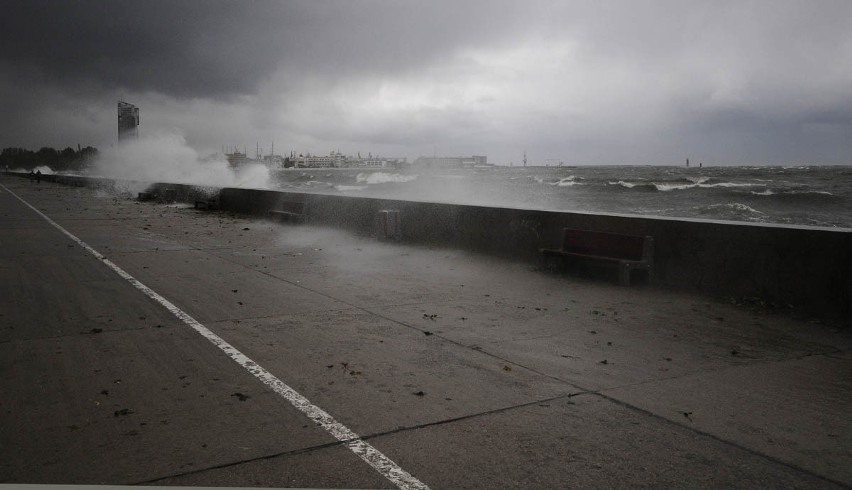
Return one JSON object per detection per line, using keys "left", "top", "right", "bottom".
{"left": 1, "top": 174, "right": 850, "bottom": 488}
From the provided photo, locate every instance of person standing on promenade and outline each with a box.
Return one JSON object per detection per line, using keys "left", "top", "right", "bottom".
{"left": 36, "top": 169, "right": 41, "bottom": 183}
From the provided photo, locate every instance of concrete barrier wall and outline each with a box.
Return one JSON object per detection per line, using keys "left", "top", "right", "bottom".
{"left": 33, "top": 173, "right": 220, "bottom": 203}
{"left": 14, "top": 173, "right": 851, "bottom": 323}
{"left": 219, "top": 187, "right": 852, "bottom": 323}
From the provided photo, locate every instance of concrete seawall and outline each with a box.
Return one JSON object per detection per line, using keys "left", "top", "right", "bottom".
{"left": 26, "top": 173, "right": 852, "bottom": 324}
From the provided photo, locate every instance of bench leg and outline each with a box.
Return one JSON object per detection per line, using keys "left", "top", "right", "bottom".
{"left": 539, "top": 253, "right": 565, "bottom": 272}
{"left": 619, "top": 263, "right": 631, "bottom": 286}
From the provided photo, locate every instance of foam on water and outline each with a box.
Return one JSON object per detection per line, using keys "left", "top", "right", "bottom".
{"left": 356, "top": 172, "right": 418, "bottom": 184}
{"left": 692, "top": 202, "right": 766, "bottom": 222}
{"left": 702, "top": 182, "right": 762, "bottom": 188}
{"left": 552, "top": 176, "right": 581, "bottom": 186}
{"left": 654, "top": 182, "right": 696, "bottom": 191}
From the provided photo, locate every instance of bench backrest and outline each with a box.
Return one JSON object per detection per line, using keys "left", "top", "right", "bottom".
{"left": 562, "top": 228, "right": 651, "bottom": 261}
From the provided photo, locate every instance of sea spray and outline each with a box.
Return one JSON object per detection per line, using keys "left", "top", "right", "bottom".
{"left": 93, "top": 133, "right": 271, "bottom": 189}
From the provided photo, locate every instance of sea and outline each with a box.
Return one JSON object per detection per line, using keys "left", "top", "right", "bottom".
{"left": 269, "top": 165, "right": 852, "bottom": 229}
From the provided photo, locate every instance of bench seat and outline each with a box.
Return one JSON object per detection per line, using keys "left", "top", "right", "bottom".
{"left": 541, "top": 228, "right": 654, "bottom": 286}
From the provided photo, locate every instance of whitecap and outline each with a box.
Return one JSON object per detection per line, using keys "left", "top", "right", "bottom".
{"left": 609, "top": 180, "right": 638, "bottom": 188}
{"left": 789, "top": 190, "right": 833, "bottom": 196}
{"left": 356, "top": 172, "right": 419, "bottom": 184}
{"left": 687, "top": 176, "right": 710, "bottom": 184}
{"left": 707, "top": 203, "right": 764, "bottom": 214}
{"left": 552, "top": 176, "right": 580, "bottom": 186}
{"left": 700, "top": 182, "right": 761, "bottom": 189}
{"left": 655, "top": 183, "right": 696, "bottom": 191}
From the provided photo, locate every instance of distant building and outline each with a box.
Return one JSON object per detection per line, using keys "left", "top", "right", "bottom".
{"left": 261, "top": 153, "right": 285, "bottom": 169}
{"left": 302, "top": 152, "right": 342, "bottom": 168}
{"left": 413, "top": 155, "right": 488, "bottom": 168}
{"left": 287, "top": 151, "right": 408, "bottom": 169}
{"left": 117, "top": 101, "right": 139, "bottom": 142}
{"left": 225, "top": 151, "right": 250, "bottom": 167}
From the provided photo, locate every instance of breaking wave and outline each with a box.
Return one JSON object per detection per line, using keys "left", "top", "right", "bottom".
{"left": 692, "top": 202, "right": 765, "bottom": 222}
{"left": 655, "top": 182, "right": 698, "bottom": 191}
{"left": 356, "top": 172, "right": 419, "bottom": 185}
{"left": 749, "top": 189, "right": 838, "bottom": 203}
{"left": 609, "top": 179, "right": 764, "bottom": 192}
{"left": 609, "top": 180, "right": 658, "bottom": 191}
{"left": 551, "top": 176, "right": 582, "bottom": 187}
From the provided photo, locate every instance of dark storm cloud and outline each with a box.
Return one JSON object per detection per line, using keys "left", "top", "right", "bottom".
{"left": 1, "top": 0, "right": 850, "bottom": 163}
{"left": 1, "top": 1, "right": 291, "bottom": 98}
{"left": 0, "top": 0, "right": 529, "bottom": 99}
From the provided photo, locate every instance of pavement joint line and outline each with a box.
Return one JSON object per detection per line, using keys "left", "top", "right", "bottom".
{"left": 359, "top": 391, "right": 586, "bottom": 441}
{"left": 453, "top": 336, "right": 849, "bottom": 486}
{"left": 791, "top": 347, "right": 846, "bottom": 360}
{"left": 453, "top": 335, "right": 850, "bottom": 488}
{"left": 589, "top": 389, "right": 848, "bottom": 487}
{"left": 197, "top": 243, "right": 587, "bottom": 389}
{"left": 587, "top": 347, "right": 849, "bottom": 395}
{"left": 367, "top": 299, "right": 849, "bottom": 398}
{"left": 824, "top": 351, "right": 851, "bottom": 360}
{"left": 1, "top": 182, "right": 432, "bottom": 490}
{"left": 215, "top": 255, "right": 595, "bottom": 395}
{"left": 139, "top": 391, "right": 586, "bottom": 486}
{"left": 358, "top": 306, "right": 594, "bottom": 390}
{"left": 135, "top": 439, "right": 348, "bottom": 486}
{"left": 369, "top": 297, "right": 850, "bottom": 487}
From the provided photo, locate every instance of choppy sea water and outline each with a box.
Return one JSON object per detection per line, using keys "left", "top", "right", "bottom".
{"left": 271, "top": 166, "right": 852, "bottom": 229}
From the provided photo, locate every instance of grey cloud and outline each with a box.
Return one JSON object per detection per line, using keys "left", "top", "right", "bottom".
{"left": 1, "top": 0, "right": 850, "bottom": 164}
{"left": 0, "top": 0, "right": 533, "bottom": 100}
{"left": 1, "top": 1, "right": 292, "bottom": 98}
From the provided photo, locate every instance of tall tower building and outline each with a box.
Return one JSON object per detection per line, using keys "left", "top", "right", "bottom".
{"left": 117, "top": 101, "right": 139, "bottom": 142}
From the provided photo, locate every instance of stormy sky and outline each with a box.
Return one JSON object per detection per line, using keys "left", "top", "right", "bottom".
{"left": 1, "top": 0, "right": 851, "bottom": 165}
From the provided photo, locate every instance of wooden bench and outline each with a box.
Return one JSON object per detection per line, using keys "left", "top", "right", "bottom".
{"left": 194, "top": 198, "right": 219, "bottom": 210}
{"left": 266, "top": 201, "right": 306, "bottom": 223}
{"left": 541, "top": 228, "right": 654, "bottom": 286}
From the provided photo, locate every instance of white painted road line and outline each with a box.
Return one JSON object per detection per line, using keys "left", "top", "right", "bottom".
{"left": 2, "top": 183, "right": 431, "bottom": 490}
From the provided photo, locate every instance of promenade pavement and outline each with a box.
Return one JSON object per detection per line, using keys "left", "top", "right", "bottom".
{"left": 1, "top": 173, "right": 850, "bottom": 489}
